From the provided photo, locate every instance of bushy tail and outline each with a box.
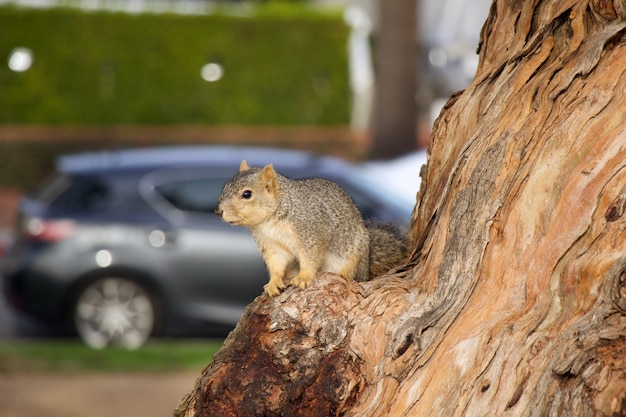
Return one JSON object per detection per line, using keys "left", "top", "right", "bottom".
{"left": 366, "top": 221, "right": 408, "bottom": 280}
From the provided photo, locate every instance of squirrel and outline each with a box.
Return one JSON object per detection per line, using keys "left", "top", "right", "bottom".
{"left": 215, "top": 160, "right": 407, "bottom": 297}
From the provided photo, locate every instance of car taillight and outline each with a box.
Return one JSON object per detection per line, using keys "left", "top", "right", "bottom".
{"left": 24, "top": 218, "right": 75, "bottom": 242}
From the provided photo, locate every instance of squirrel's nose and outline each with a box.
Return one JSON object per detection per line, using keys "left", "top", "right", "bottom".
{"left": 215, "top": 205, "right": 223, "bottom": 217}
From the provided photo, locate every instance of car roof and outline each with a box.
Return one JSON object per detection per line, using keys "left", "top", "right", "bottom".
{"left": 56, "top": 145, "right": 340, "bottom": 174}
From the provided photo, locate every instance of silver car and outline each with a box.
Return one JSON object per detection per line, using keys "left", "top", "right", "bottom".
{"left": 1, "top": 146, "right": 411, "bottom": 348}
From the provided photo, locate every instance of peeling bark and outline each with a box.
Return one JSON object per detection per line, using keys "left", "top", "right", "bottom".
{"left": 176, "top": 276, "right": 367, "bottom": 417}
{"left": 176, "top": 1, "right": 626, "bottom": 416}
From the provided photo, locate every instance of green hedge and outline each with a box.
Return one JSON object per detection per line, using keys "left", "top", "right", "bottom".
{"left": 0, "top": 5, "right": 349, "bottom": 125}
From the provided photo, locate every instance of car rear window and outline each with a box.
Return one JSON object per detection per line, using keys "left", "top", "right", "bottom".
{"left": 31, "top": 173, "right": 73, "bottom": 205}
{"left": 45, "top": 175, "right": 111, "bottom": 214}
{"left": 154, "top": 178, "right": 227, "bottom": 214}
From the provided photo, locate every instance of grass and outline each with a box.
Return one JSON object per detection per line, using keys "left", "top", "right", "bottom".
{"left": 0, "top": 339, "right": 224, "bottom": 373}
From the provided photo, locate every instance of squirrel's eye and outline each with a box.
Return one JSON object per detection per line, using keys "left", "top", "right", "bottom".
{"left": 241, "top": 190, "right": 253, "bottom": 199}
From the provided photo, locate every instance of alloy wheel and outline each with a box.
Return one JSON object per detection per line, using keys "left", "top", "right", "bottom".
{"left": 73, "top": 277, "right": 156, "bottom": 349}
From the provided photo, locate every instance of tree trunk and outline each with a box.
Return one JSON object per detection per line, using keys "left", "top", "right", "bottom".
{"left": 175, "top": 1, "right": 626, "bottom": 416}
{"left": 369, "top": 0, "right": 418, "bottom": 159}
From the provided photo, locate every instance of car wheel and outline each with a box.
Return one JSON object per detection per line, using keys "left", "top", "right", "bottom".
{"left": 73, "top": 276, "right": 158, "bottom": 349}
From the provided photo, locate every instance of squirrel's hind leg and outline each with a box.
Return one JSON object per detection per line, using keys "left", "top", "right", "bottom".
{"left": 288, "top": 237, "right": 327, "bottom": 290}
{"left": 337, "top": 249, "right": 369, "bottom": 282}
{"left": 290, "top": 269, "right": 317, "bottom": 290}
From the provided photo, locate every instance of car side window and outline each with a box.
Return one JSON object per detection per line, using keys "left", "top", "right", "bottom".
{"left": 155, "top": 178, "right": 227, "bottom": 214}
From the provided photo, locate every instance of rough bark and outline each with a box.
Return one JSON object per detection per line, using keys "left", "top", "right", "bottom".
{"left": 176, "top": 0, "right": 626, "bottom": 416}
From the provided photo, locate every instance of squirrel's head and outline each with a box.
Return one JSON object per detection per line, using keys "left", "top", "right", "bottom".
{"left": 215, "top": 161, "right": 280, "bottom": 227}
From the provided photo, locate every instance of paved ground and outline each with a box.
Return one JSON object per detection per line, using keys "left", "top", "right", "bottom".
{"left": 0, "top": 371, "right": 199, "bottom": 417}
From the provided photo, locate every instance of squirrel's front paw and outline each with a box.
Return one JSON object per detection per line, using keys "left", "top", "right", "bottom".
{"left": 264, "top": 276, "right": 286, "bottom": 297}
{"left": 291, "top": 271, "right": 314, "bottom": 290}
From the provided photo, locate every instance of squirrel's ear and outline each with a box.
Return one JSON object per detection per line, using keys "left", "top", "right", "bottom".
{"left": 261, "top": 164, "right": 277, "bottom": 194}
{"left": 239, "top": 160, "right": 250, "bottom": 172}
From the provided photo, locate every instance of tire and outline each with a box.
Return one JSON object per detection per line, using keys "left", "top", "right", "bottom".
{"left": 72, "top": 276, "right": 158, "bottom": 349}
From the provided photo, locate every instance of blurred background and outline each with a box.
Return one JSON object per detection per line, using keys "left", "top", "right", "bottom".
{"left": 0, "top": 0, "right": 489, "bottom": 415}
